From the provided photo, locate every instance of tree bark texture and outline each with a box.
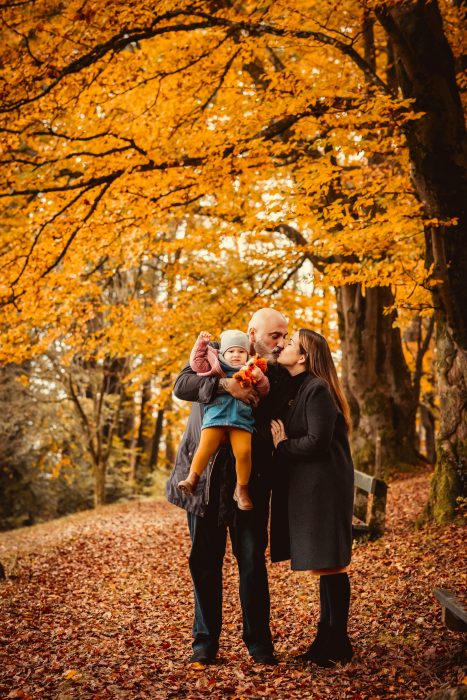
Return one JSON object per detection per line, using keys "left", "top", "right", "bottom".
{"left": 337, "top": 284, "right": 419, "bottom": 474}
{"left": 377, "top": 0, "right": 467, "bottom": 520}
{"left": 419, "top": 403, "right": 436, "bottom": 465}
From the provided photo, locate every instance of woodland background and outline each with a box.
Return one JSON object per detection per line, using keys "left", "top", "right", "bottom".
{"left": 0, "top": 0, "right": 466, "bottom": 529}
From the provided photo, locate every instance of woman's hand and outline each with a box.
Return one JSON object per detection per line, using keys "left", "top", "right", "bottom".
{"left": 271, "top": 419, "right": 287, "bottom": 448}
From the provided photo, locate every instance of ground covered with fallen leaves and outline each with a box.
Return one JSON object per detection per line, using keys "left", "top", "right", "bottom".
{"left": 1, "top": 469, "right": 465, "bottom": 699}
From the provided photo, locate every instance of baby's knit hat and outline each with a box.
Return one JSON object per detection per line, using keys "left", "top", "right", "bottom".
{"left": 219, "top": 330, "right": 250, "bottom": 355}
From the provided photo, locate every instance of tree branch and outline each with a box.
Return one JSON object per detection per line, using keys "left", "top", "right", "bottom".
{"left": 1, "top": 10, "right": 392, "bottom": 113}
{"left": 11, "top": 184, "right": 95, "bottom": 287}
{"left": 268, "top": 223, "right": 329, "bottom": 271}
{"left": 39, "top": 180, "right": 111, "bottom": 278}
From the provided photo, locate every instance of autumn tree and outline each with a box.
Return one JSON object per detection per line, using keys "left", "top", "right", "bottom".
{"left": 373, "top": 2, "right": 467, "bottom": 520}
{"left": 1, "top": 0, "right": 464, "bottom": 518}
{"left": 0, "top": 361, "right": 96, "bottom": 528}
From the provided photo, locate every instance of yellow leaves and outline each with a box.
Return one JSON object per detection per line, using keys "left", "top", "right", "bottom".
{"left": 62, "top": 669, "right": 80, "bottom": 681}
{"left": 425, "top": 278, "right": 445, "bottom": 289}
{"left": 423, "top": 217, "right": 459, "bottom": 229}
{"left": 189, "top": 661, "right": 209, "bottom": 671}
{"left": 0, "top": 0, "right": 436, "bottom": 378}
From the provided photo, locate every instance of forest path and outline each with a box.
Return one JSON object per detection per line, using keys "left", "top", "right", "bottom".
{"left": 1, "top": 471, "right": 464, "bottom": 699}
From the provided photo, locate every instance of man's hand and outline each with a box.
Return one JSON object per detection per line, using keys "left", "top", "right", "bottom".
{"left": 221, "top": 378, "right": 259, "bottom": 406}
{"left": 250, "top": 366, "right": 263, "bottom": 381}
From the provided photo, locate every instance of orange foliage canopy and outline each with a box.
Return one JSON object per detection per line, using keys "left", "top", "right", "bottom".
{"left": 2, "top": 0, "right": 460, "bottom": 370}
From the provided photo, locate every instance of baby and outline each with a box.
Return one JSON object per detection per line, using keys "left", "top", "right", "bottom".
{"left": 177, "top": 330, "right": 269, "bottom": 510}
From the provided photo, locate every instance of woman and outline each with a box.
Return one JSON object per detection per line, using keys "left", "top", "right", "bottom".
{"left": 270, "top": 329, "right": 354, "bottom": 667}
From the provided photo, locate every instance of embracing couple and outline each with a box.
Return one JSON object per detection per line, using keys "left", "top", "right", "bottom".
{"left": 166, "top": 308, "right": 354, "bottom": 668}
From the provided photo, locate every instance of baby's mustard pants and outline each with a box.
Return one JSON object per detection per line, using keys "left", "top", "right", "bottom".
{"left": 189, "top": 427, "right": 252, "bottom": 485}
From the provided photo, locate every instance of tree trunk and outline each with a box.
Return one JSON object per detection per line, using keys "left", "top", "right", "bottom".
{"left": 147, "top": 376, "right": 174, "bottom": 472}
{"left": 93, "top": 462, "right": 106, "bottom": 507}
{"left": 377, "top": 0, "right": 467, "bottom": 520}
{"left": 337, "top": 284, "right": 419, "bottom": 474}
{"left": 277, "top": 225, "right": 421, "bottom": 475}
{"left": 426, "top": 321, "right": 467, "bottom": 521}
{"left": 148, "top": 408, "right": 164, "bottom": 472}
{"left": 133, "top": 380, "right": 152, "bottom": 484}
{"left": 165, "top": 426, "right": 176, "bottom": 470}
{"left": 419, "top": 404, "right": 436, "bottom": 465}
{"left": 164, "top": 394, "right": 176, "bottom": 469}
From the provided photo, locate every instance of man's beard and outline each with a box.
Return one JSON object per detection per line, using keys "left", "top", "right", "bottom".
{"left": 254, "top": 339, "right": 282, "bottom": 364}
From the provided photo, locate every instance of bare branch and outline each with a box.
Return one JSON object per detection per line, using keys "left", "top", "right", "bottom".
{"left": 32, "top": 128, "right": 114, "bottom": 141}
{"left": 267, "top": 223, "right": 329, "bottom": 271}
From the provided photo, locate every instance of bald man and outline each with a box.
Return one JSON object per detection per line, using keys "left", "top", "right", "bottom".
{"left": 166, "top": 308, "right": 292, "bottom": 666}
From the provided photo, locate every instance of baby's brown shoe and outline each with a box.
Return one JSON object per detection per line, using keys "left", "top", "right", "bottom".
{"left": 177, "top": 472, "right": 200, "bottom": 496}
{"left": 234, "top": 484, "right": 254, "bottom": 510}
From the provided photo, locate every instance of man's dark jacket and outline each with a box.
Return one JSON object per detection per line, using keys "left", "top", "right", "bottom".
{"left": 166, "top": 360, "right": 293, "bottom": 521}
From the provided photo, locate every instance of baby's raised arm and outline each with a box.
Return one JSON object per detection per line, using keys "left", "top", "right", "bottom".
{"left": 190, "top": 332, "right": 223, "bottom": 377}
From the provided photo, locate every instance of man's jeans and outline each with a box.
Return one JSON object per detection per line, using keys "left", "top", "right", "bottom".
{"left": 186, "top": 494, "right": 273, "bottom": 657}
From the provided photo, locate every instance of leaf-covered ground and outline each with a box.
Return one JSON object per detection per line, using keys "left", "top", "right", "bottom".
{"left": 1, "top": 471, "right": 465, "bottom": 699}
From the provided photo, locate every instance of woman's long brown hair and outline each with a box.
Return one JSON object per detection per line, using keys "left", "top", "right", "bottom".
{"left": 298, "top": 329, "right": 352, "bottom": 432}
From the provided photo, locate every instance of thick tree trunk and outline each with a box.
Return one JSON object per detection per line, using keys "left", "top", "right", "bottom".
{"left": 377, "top": 0, "right": 467, "bottom": 520}
{"left": 337, "top": 284, "right": 419, "bottom": 474}
{"left": 426, "top": 321, "right": 467, "bottom": 521}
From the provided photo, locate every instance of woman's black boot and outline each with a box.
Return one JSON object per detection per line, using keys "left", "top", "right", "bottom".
{"left": 295, "top": 621, "right": 329, "bottom": 662}
{"left": 295, "top": 576, "right": 330, "bottom": 662}
{"left": 312, "top": 573, "right": 353, "bottom": 667}
{"left": 327, "top": 625, "right": 353, "bottom": 664}
{"left": 313, "top": 625, "right": 353, "bottom": 666}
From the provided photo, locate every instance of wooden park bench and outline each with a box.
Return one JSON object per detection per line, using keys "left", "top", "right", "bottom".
{"left": 433, "top": 588, "right": 467, "bottom": 632}
{"left": 352, "top": 469, "right": 388, "bottom": 540}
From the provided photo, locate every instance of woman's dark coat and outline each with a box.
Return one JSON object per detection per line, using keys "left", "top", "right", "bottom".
{"left": 270, "top": 375, "right": 354, "bottom": 571}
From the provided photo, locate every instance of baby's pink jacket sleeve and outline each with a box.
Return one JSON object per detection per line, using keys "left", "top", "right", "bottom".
{"left": 190, "top": 334, "right": 225, "bottom": 377}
